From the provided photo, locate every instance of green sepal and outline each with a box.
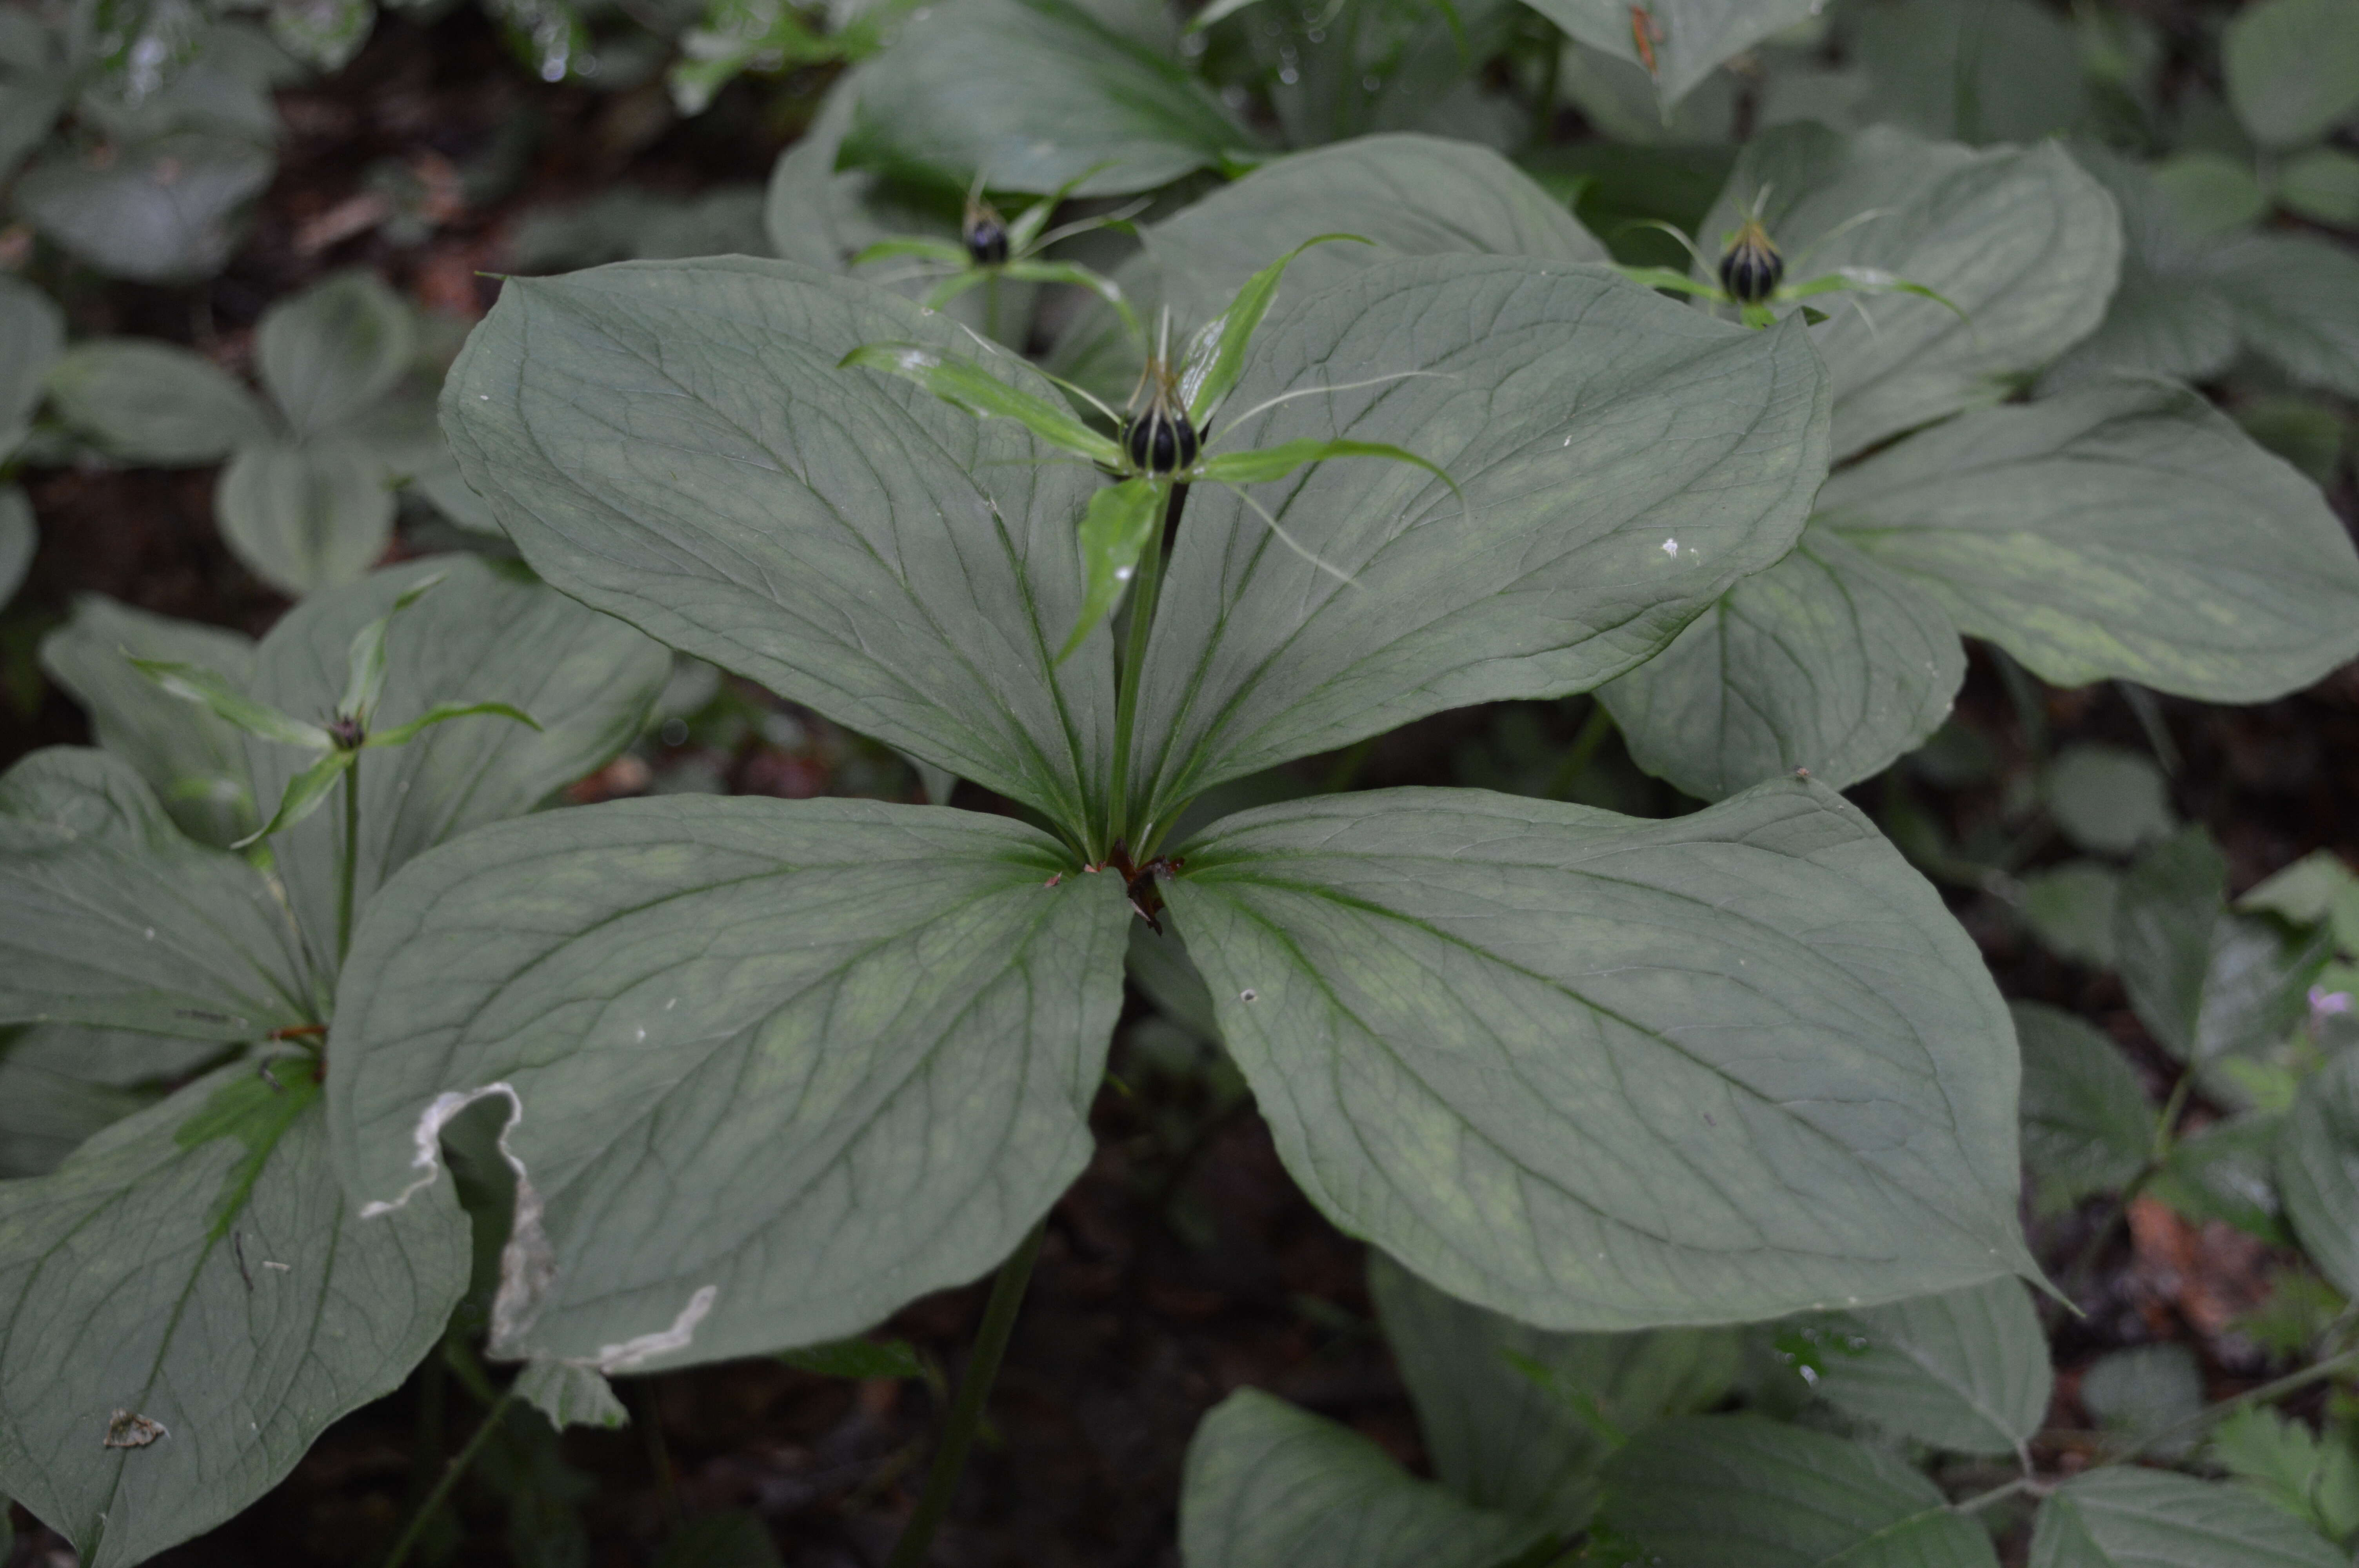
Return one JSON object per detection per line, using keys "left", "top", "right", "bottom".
{"left": 999, "top": 258, "right": 1141, "bottom": 343}
{"left": 1186, "top": 0, "right": 1267, "bottom": 30}
{"left": 920, "top": 269, "right": 994, "bottom": 312}
{"left": 362, "top": 700, "right": 542, "bottom": 749}
{"left": 129, "top": 656, "right": 332, "bottom": 751}
{"left": 1198, "top": 437, "right": 1458, "bottom": 502}
{"left": 1782, "top": 267, "right": 1972, "bottom": 325}
{"left": 1182, "top": 233, "right": 1372, "bottom": 424}
{"left": 1612, "top": 265, "right": 1727, "bottom": 299}
{"left": 849, "top": 236, "right": 968, "bottom": 268}
{"left": 337, "top": 570, "right": 449, "bottom": 724}
{"left": 1003, "top": 162, "right": 1118, "bottom": 253}
{"left": 1061, "top": 477, "right": 1167, "bottom": 663}
{"left": 236, "top": 749, "right": 354, "bottom": 849}
{"left": 838, "top": 341, "right": 1122, "bottom": 466}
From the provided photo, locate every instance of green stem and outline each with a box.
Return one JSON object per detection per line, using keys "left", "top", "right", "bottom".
{"left": 985, "top": 273, "right": 1002, "bottom": 345}
{"left": 381, "top": 1382, "right": 516, "bottom": 1568}
{"left": 885, "top": 1219, "right": 1049, "bottom": 1568}
{"left": 336, "top": 762, "right": 360, "bottom": 967}
{"left": 1104, "top": 484, "right": 1185, "bottom": 856}
{"left": 1543, "top": 701, "right": 1616, "bottom": 799}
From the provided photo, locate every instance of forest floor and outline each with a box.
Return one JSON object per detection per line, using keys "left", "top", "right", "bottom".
{"left": 4, "top": 9, "right": 2358, "bottom": 1565}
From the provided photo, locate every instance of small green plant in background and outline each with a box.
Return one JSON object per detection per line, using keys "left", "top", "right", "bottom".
{"left": 41, "top": 272, "right": 460, "bottom": 595}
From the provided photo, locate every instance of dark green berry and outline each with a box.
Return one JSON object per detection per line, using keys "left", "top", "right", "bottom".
{"left": 1124, "top": 403, "right": 1199, "bottom": 474}
{"left": 1718, "top": 219, "right": 1785, "bottom": 305}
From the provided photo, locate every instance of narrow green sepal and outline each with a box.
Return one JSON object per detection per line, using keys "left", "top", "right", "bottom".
{"left": 1183, "top": 233, "right": 1373, "bottom": 424}
{"left": 129, "top": 654, "right": 333, "bottom": 750}
{"left": 849, "top": 236, "right": 967, "bottom": 268}
{"left": 1612, "top": 265, "right": 1726, "bottom": 299}
{"left": 998, "top": 259, "right": 1142, "bottom": 343}
{"left": 1059, "top": 477, "right": 1167, "bottom": 664}
{"left": 839, "top": 342, "right": 1122, "bottom": 466}
{"left": 236, "top": 748, "right": 353, "bottom": 848}
{"left": 340, "top": 570, "right": 450, "bottom": 723}
{"left": 1782, "top": 267, "right": 1973, "bottom": 325}
{"left": 364, "top": 700, "right": 542, "bottom": 749}
{"left": 1197, "top": 437, "right": 1456, "bottom": 500}
{"left": 919, "top": 269, "right": 994, "bottom": 312}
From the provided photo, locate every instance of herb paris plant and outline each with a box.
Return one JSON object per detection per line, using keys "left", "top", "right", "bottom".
{"left": 324, "top": 236, "right": 2042, "bottom": 1402}
{"left": 0, "top": 558, "right": 668, "bottom": 1567}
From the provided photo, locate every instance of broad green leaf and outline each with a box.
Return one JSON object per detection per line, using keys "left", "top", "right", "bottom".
{"left": 2276, "top": 1048, "right": 2359, "bottom": 1300}
{"left": 271, "top": 0, "right": 374, "bottom": 70}
{"left": 2241, "top": 851, "right": 2359, "bottom": 927}
{"left": 2031, "top": 1466, "right": 2346, "bottom": 1568}
{"left": 2223, "top": 0, "right": 2359, "bottom": 149}
{"left": 244, "top": 557, "right": 668, "bottom": 968}
{"left": 1163, "top": 777, "right": 2032, "bottom": 1330}
{"left": 1051, "top": 132, "right": 1605, "bottom": 404}
{"left": 2117, "top": 829, "right": 2330, "bottom": 1067}
{"left": 1601, "top": 1414, "right": 2001, "bottom": 1568}
{"left": 2278, "top": 148, "right": 2359, "bottom": 225}
{"left": 256, "top": 271, "right": 418, "bottom": 439}
{"left": 329, "top": 797, "right": 1129, "bottom": 1368}
{"left": 1601, "top": 525, "right": 1965, "bottom": 799}
{"left": 2045, "top": 744, "right": 2174, "bottom": 858}
{"left": 2021, "top": 864, "right": 2123, "bottom": 968}
{"left": 440, "top": 257, "right": 1116, "bottom": 835}
{"left": 1183, "top": 234, "right": 1371, "bottom": 425}
{"left": 1127, "top": 254, "right": 1830, "bottom": 832}
{"left": 2207, "top": 234, "right": 2359, "bottom": 401}
{"left": 1702, "top": 126, "right": 2122, "bottom": 459}
{"left": 126, "top": 656, "right": 331, "bottom": 750}
{"left": 1177, "top": 1388, "right": 1544, "bottom": 1568}
{"left": 215, "top": 436, "right": 399, "bottom": 595}
{"left": 1067, "top": 477, "right": 1168, "bottom": 661}
{"left": 39, "top": 595, "right": 260, "bottom": 846}
{"left": 845, "top": 0, "right": 1250, "bottom": 196}
{"left": 2151, "top": 151, "right": 2270, "bottom": 236}
{"left": 2211, "top": 1406, "right": 2359, "bottom": 1542}
{"left": 1801, "top": 1276, "right": 2053, "bottom": 1457}
{"left": 0, "top": 487, "right": 29, "bottom": 612}
{"left": 0, "top": 273, "right": 63, "bottom": 454}
{"left": 2014, "top": 1001, "right": 2154, "bottom": 1215}
{"left": 515, "top": 1360, "right": 628, "bottom": 1431}
{"left": 2039, "top": 147, "right": 2241, "bottom": 392}
{"left": 2082, "top": 1344, "right": 2203, "bottom": 1454}
{"left": 0, "top": 1024, "right": 213, "bottom": 1178}
{"left": 1522, "top": 0, "right": 1820, "bottom": 107}
{"left": 1843, "top": 0, "right": 2091, "bottom": 146}
{"left": 2148, "top": 1113, "right": 2290, "bottom": 1243}
{"left": 0, "top": 1062, "right": 467, "bottom": 1568}
{"left": 0, "top": 748, "right": 314, "bottom": 1040}
{"left": 1369, "top": 1250, "right": 1737, "bottom": 1534}
{"left": 838, "top": 340, "right": 1120, "bottom": 464}
{"left": 46, "top": 338, "right": 273, "bottom": 463}
{"left": 13, "top": 132, "right": 273, "bottom": 283}
{"left": 1821, "top": 379, "right": 2359, "bottom": 703}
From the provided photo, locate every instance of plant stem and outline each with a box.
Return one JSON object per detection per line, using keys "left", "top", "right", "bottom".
{"left": 1544, "top": 701, "right": 1616, "bottom": 799}
{"left": 381, "top": 1381, "right": 516, "bottom": 1568}
{"left": 884, "top": 1219, "right": 1049, "bottom": 1568}
{"left": 336, "top": 763, "right": 360, "bottom": 967}
{"left": 1104, "top": 484, "right": 1185, "bottom": 855}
